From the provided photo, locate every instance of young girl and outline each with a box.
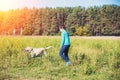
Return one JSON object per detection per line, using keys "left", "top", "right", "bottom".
{"left": 59, "top": 25, "right": 71, "bottom": 66}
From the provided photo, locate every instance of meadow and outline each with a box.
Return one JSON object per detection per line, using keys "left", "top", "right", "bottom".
{"left": 0, "top": 36, "right": 120, "bottom": 80}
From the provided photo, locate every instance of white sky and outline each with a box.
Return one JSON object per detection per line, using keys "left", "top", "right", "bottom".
{"left": 0, "top": 0, "right": 120, "bottom": 11}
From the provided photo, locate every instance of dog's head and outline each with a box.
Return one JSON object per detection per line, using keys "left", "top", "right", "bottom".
{"left": 24, "top": 47, "right": 33, "bottom": 53}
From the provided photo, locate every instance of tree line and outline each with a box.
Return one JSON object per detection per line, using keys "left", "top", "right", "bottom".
{"left": 0, "top": 5, "right": 120, "bottom": 36}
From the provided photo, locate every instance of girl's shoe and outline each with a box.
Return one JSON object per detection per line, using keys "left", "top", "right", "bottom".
{"left": 66, "top": 61, "right": 71, "bottom": 66}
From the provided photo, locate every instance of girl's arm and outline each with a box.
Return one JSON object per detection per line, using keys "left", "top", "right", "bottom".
{"left": 60, "top": 32, "right": 65, "bottom": 47}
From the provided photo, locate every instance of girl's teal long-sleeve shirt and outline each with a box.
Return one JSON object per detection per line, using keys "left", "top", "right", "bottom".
{"left": 60, "top": 29, "right": 70, "bottom": 47}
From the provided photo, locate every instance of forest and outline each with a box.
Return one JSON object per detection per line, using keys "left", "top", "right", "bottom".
{"left": 0, "top": 5, "right": 120, "bottom": 36}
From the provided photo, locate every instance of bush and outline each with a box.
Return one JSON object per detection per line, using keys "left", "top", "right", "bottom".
{"left": 75, "top": 26, "right": 91, "bottom": 36}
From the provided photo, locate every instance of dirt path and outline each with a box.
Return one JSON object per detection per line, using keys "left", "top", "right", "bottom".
{"left": 71, "top": 36, "right": 120, "bottom": 40}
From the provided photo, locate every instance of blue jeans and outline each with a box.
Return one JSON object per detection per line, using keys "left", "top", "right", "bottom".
{"left": 59, "top": 45, "right": 70, "bottom": 62}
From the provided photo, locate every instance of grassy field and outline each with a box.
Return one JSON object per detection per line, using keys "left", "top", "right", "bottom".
{"left": 0, "top": 36, "right": 120, "bottom": 80}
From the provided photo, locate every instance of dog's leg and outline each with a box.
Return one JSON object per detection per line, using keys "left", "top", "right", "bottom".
{"left": 38, "top": 56, "right": 41, "bottom": 59}
{"left": 44, "top": 51, "right": 47, "bottom": 56}
{"left": 30, "top": 52, "right": 35, "bottom": 58}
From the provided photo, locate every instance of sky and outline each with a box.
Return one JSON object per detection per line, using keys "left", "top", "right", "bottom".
{"left": 0, "top": 0, "right": 120, "bottom": 11}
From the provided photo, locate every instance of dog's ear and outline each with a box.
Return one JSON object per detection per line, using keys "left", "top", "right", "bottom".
{"left": 29, "top": 47, "right": 33, "bottom": 51}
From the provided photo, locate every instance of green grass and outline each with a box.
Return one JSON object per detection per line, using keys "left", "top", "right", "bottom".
{"left": 0, "top": 36, "right": 120, "bottom": 80}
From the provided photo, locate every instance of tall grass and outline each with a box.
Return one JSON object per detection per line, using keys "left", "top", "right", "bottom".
{"left": 0, "top": 36, "right": 120, "bottom": 80}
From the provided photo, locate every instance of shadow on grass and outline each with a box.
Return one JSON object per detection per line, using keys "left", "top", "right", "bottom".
{"left": 0, "top": 72, "right": 14, "bottom": 80}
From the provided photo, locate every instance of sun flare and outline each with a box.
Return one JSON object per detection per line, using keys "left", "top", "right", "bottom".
{"left": 0, "top": 0, "right": 14, "bottom": 11}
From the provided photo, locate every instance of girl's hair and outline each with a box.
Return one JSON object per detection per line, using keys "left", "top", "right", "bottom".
{"left": 59, "top": 25, "right": 66, "bottom": 29}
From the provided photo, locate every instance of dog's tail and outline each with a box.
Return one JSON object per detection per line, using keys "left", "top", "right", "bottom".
{"left": 45, "top": 46, "right": 52, "bottom": 50}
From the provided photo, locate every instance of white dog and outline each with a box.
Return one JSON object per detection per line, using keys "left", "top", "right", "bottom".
{"left": 24, "top": 46, "right": 52, "bottom": 58}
